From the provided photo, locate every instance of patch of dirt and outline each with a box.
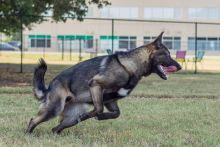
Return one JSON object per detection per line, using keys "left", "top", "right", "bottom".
{"left": 0, "top": 71, "right": 32, "bottom": 87}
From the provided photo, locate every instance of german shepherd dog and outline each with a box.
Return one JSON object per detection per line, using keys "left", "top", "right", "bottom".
{"left": 26, "top": 32, "right": 181, "bottom": 134}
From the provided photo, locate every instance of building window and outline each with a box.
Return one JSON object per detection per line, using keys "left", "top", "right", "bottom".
{"left": 85, "top": 36, "right": 94, "bottom": 49}
{"left": 198, "top": 38, "right": 207, "bottom": 50}
{"left": 163, "top": 37, "right": 173, "bottom": 49}
{"left": 208, "top": 8, "right": 219, "bottom": 19}
{"left": 188, "top": 8, "right": 220, "bottom": 20}
{"left": 188, "top": 37, "right": 195, "bottom": 50}
{"left": 99, "top": 35, "right": 136, "bottom": 50}
{"left": 58, "top": 35, "right": 75, "bottom": 51}
{"left": 143, "top": 36, "right": 181, "bottom": 50}
{"left": 130, "top": 36, "right": 137, "bottom": 49}
{"left": 188, "top": 37, "right": 220, "bottom": 50}
{"left": 144, "top": 8, "right": 180, "bottom": 19}
{"left": 188, "top": 8, "right": 207, "bottom": 19}
{"left": 119, "top": 36, "right": 129, "bottom": 49}
{"left": 208, "top": 38, "right": 218, "bottom": 50}
{"left": 174, "top": 37, "right": 181, "bottom": 50}
{"left": 119, "top": 36, "right": 136, "bottom": 50}
{"left": 99, "top": 36, "right": 119, "bottom": 49}
{"left": 143, "top": 37, "right": 151, "bottom": 44}
{"left": 86, "top": 7, "right": 94, "bottom": 17}
{"left": 29, "top": 35, "right": 51, "bottom": 48}
{"left": 100, "top": 7, "right": 138, "bottom": 18}
{"left": 57, "top": 35, "right": 93, "bottom": 51}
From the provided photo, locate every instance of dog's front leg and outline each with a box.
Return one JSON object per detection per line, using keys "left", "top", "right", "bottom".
{"left": 96, "top": 101, "right": 120, "bottom": 120}
{"left": 79, "top": 84, "right": 103, "bottom": 121}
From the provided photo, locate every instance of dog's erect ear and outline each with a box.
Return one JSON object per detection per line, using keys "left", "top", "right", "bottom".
{"left": 153, "top": 32, "right": 164, "bottom": 49}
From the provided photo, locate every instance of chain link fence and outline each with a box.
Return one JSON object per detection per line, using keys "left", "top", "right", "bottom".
{"left": 1, "top": 16, "right": 220, "bottom": 73}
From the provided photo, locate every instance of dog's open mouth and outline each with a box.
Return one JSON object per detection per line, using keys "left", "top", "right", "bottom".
{"left": 157, "top": 65, "right": 177, "bottom": 80}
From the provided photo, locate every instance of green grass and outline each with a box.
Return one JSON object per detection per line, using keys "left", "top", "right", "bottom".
{"left": 0, "top": 64, "right": 220, "bottom": 146}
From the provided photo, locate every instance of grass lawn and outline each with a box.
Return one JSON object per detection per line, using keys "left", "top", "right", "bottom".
{"left": 0, "top": 63, "right": 220, "bottom": 146}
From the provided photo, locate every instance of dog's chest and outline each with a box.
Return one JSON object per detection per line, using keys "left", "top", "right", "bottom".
{"left": 116, "top": 75, "right": 139, "bottom": 97}
{"left": 117, "top": 88, "right": 131, "bottom": 97}
{"left": 104, "top": 77, "right": 138, "bottom": 99}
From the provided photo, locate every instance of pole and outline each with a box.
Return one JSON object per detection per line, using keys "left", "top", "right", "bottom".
{"left": 79, "top": 39, "right": 82, "bottom": 62}
{"left": 111, "top": 19, "right": 114, "bottom": 53}
{"left": 43, "top": 37, "right": 45, "bottom": 59}
{"left": 70, "top": 40, "right": 72, "bottom": 61}
{"left": 43, "top": 47, "right": 45, "bottom": 59}
{"left": 194, "top": 22, "right": 198, "bottom": 74}
{"left": 20, "top": 16, "right": 23, "bottom": 73}
{"left": 62, "top": 38, "right": 64, "bottom": 60}
{"left": 95, "top": 39, "right": 98, "bottom": 57}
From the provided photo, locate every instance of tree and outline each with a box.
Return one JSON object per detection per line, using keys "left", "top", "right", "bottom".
{"left": 0, "top": 0, "right": 110, "bottom": 35}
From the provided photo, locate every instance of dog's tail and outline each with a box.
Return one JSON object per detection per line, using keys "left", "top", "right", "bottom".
{"left": 33, "top": 58, "right": 48, "bottom": 101}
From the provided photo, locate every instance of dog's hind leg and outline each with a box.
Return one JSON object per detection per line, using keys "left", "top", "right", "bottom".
{"left": 26, "top": 109, "right": 56, "bottom": 133}
{"left": 26, "top": 84, "right": 68, "bottom": 133}
{"left": 52, "top": 118, "right": 78, "bottom": 134}
{"left": 26, "top": 98, "right": 65, "bottom": 133}
{"left": 96, "top": 101, "right": 120, "bottom": 120}
{"left": 52, "top": 102, "right": 89, "bottom": 134}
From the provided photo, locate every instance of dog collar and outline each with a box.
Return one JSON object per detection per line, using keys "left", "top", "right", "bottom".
{"left": 114, "top": 54, "right": 134, "bottom": 78}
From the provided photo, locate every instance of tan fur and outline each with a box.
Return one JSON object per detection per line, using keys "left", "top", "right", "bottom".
{"left": 26, "top": 81, "right": 75, "bottom": 133}
{"left": 26, "top": 32, "right": 181, "bottom": 134}
{"left": 117, "top": 44, "right": 157, "bottom": 78}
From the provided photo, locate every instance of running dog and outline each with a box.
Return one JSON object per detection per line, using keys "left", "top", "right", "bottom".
{"left": 26, "top": 32, "right": 181, "bottom": 134}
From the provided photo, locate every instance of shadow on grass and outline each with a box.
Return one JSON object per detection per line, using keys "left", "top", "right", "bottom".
{"left": 0, "top": 63, "right": 220, "bottom": 100}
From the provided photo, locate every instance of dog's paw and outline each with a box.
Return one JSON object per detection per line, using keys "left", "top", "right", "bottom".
{"left": 51, "top": 127, "right": 57, "bottom": 133}
{"left": 94, "top": 116, "right": 99, "bottom": 120}
{"left": 25, "top": 129, "right": 32, "bottom": 134}
{"left": 52, "top": 127, "right": 62, "bottom": 134}
{"left": 25, "top": 118, "right": 35, "bottom": 134}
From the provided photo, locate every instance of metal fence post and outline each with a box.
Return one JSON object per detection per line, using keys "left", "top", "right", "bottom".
{"left": 95, "top": 39, "right": 98, "bottom": 57}
{"left": 20, "top": 16, "right": 23, "bottom": 73}
{"left": 62, "top": 38, "right": 64, "bottom": 60}
{"left": 43, "top": 47, "right": 45, "bottom": 59}
{"left": 194, "top": 22, "right": 198, "bottom": 74}
{"left": 79, "top": 39, "right": 82, "bottom": 61}
{"left": 111, "top": 19, "right": 114, "bottom": 53}
{"left": 70, "top": 40, "right": 72, "bottom": 61}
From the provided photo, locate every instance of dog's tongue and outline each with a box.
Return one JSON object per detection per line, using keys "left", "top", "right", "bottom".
{"left": 163, "top": 66, "right": 177, "bottom": 73}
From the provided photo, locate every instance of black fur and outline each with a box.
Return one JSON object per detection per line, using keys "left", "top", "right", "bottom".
{"left": 33, "top": 58, "right": 47, "bottom": 101}
{"left": 27, "top": 32, "right": 182, "bottom": 134}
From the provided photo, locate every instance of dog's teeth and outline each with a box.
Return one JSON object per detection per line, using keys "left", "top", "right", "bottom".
{"left": 159, "top": 65, "right": 168, "bottom": 78}
{"left": 159, "top": 66, "right": 163, "bottom": 71}
{"left": 160, "top": 66, "right": 165, "bottom": 74}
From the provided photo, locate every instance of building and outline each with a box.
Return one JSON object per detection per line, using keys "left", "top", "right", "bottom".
{"left": 23, "top": 0, "right": 220, "bottom": 54}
